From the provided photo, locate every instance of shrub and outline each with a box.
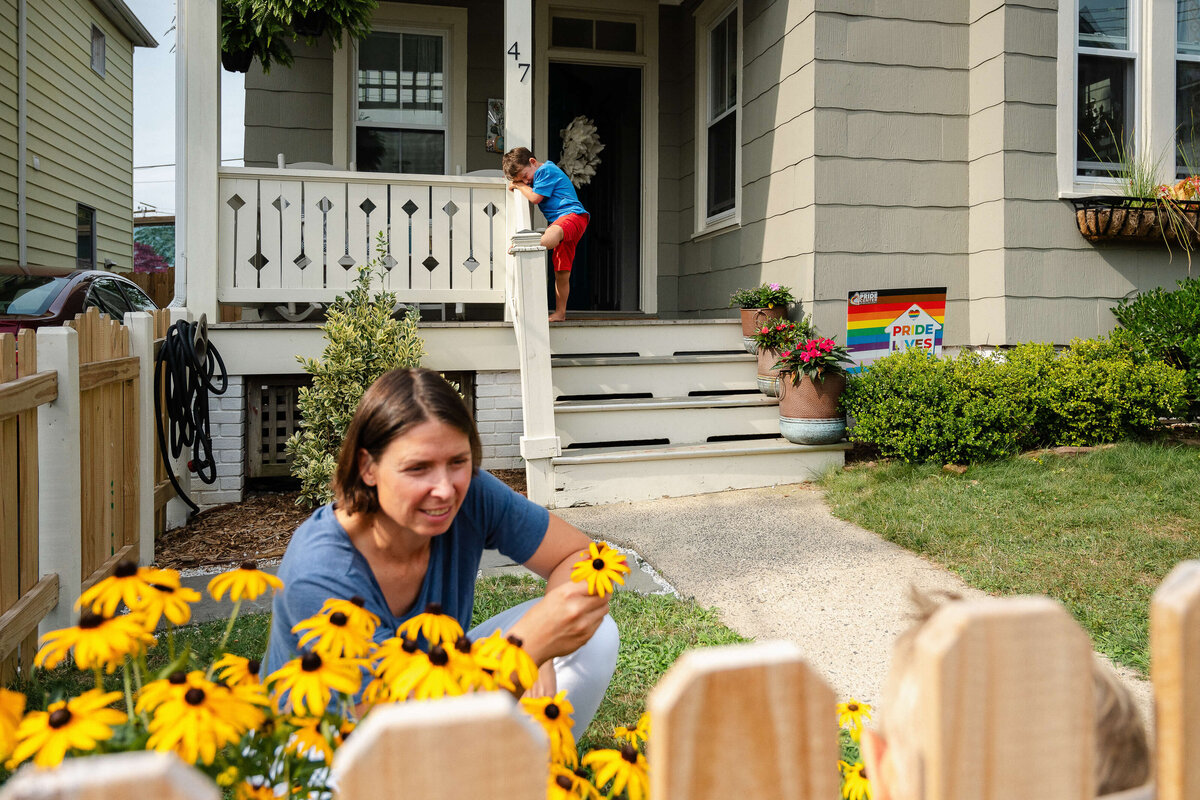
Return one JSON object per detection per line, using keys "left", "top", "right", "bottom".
{"left": 287, "top": 235, "right": 425, "bottom": 507}
{"left": 1111, "top": 277, "right": 1200, "bottom": 414}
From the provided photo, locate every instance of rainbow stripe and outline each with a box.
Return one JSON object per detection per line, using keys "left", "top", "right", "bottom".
{"left": 846, "top": 288, "right": 946, "bottom": 373}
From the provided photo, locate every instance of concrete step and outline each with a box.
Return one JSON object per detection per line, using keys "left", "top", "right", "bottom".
{"left": 551, "top": 352, "right": 757, "bottom": 399}
{"left": 554, "top": 394, "right": 780, "bottom": 448}
{"left": 549, "top": 318, "right": 742, "bottom": 357}
{"left": 550, "top": 438, "right": 849, "bottom": 507}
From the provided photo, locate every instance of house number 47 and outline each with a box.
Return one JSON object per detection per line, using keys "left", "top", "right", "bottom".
{"left": 508, "top": 42, "right": 530, "bottom": 82}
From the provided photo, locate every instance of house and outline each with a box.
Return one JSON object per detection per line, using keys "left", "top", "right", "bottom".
{"left": 173, "top": 0, "right": 1192, "bottom": 511}
{"left": 1, "top": 0, "right": 156, "bottom": 270}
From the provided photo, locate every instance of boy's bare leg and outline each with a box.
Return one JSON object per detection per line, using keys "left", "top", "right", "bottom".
{"left": 541, "top": 225, "right": 565, "bottom": 250}
{"left": 550, "top": 271, "right": 570, "bottom": 322}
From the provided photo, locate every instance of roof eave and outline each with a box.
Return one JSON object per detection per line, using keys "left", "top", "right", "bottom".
{"left": 91, "top": 0, "right": 158, "bottom": 48}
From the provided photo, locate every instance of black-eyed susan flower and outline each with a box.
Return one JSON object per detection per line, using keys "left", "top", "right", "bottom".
{"left": 570, "top": 542, "right": 631, "bottom": 597}
{"left": 396, "top": 602, "right": 463, "bottom": 646}
{"left": 373, "top": 636, "right": 422, "bottom": 688}
{"left": 548, "top": 765, "right": 602, "bottom": 800}
{"left": 212, "top": 654, "right": 262, "bottom": 688}
{"left": 75, "top": 560, "right": 154, "bottom": 616}
{"left": 293, "top": 610, "right": 375, "bottom": 659}
{"left": 521, "top": 690, "right": 577, "bottom": 766}
{"left": 0, "top": 687, "right": 26, "bottom": 762}
{"left": 136, "top": 581, "right": 201, "bottom": 629}
{"left": 472, "top": 631, "right": 538, "bottom": 692}
{"left": 136, "top": 670, "right": 192, "bottom": 713}
{"left": 146, "top": 681, "right": 248, "bottom": 765}
{"left": 837, "top": 698, "right": 872, "bottom": 741}
{"left": 839, "top": 760, "right": 872, "bottom": 800}
{"left": 235, "top": 780, "right": 277, "bottom": 800}
{"left": 614, "top": 711, "right": 650, "bottom": 748}
{"left": 286, "top": 716, "right": 334, "bottom": 764}
{"left": 8, "top": 689, "right": 125, "bottom": 768}
{"left": 390, "top": 645, "right": 464, "bottom": 701}
{"left": 35, "top": 611, "right": 156, "bottom": 673}
{"left": 582, "top": 742, "right": 649, "bottom": 800}
{"left": 266, "top": 651, "right": 362, "bottom": 716}
{"left": 448, "top": 635, "right": 494, "bottom": 692}
{"left": 318, "top": 596, "right": 380, "bottom": 639}
{"left": 207, "top": 561, "right": 284, "bottom": 602}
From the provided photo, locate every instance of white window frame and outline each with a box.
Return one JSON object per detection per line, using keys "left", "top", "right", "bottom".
{"left": 1176, "top": 3, "right": 1200, "bottom": 176}
{"left": 694, "top": 0, "right": 741, "bottom": 237}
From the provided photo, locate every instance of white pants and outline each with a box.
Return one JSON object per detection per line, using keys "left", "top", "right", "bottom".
{"left": 469, "top": 598, "right": 620, "bottom": 740}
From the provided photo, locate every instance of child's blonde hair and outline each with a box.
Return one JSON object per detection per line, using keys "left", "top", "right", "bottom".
{"left": 878, "top": 588, "right": 1150, "bottom": 798}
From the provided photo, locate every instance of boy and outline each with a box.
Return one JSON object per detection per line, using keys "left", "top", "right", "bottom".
{"left": 502, "top": 147, "right": 589, "bottom": 322}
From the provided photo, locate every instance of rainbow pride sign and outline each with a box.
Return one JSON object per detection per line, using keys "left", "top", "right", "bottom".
{"left": 846, "top": 288, "right": 946, "bottom": 374}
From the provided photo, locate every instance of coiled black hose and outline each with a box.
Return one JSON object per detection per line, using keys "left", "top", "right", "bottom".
{"left": 154, "top": 318, "right": 228, "bottom": 512}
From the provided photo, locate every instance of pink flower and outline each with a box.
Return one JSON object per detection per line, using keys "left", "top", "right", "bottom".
{"left": 769, "top": 283, "right": 780, "bottom": 291}
{"left": 800, "top": 351, "right": 813, "bottom": 362}
{"left": 780, "top": 350, "right": 792, "bottom": 358}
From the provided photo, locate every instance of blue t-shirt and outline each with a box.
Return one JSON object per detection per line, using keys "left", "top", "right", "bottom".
{"left": 532, "top": 161, "right": 587, "bottom": 223}
{"left": 263, "top": 470, "right": 550, "bottom": 698}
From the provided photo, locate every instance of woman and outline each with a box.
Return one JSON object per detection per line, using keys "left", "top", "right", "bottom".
{"left": 265, "top": 368, "right": 618, "bottom": 737}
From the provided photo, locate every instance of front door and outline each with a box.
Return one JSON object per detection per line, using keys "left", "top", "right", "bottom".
{"left": 546, "top": 62, "right": 641, "bottom": 313}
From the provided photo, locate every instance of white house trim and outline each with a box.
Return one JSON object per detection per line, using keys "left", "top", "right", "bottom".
{"left": 693, "top": 0, "right": 741, "bottom": 237}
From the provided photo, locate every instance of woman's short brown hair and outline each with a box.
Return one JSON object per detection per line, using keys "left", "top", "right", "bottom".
{"left": 333, "top": 368, "right": 482, "bottom": 515}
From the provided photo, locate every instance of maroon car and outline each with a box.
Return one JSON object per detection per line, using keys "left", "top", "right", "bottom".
{"left": 0, "top": 265, "right": 159, "bottom": 335}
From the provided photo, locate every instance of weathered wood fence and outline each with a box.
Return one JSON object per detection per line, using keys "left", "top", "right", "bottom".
{"left": 0, "top": 308, "right": 182, "bottom": 680}
{"left": 2, "top": 560, "right": 1197, "bottom": 800}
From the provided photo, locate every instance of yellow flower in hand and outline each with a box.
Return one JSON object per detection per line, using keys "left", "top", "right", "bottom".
{"left": 837, "top": 698, "right": 872, "bottom": 741}
{"left": 207, "top": 561, "right": 283, "bottom": 602}
{"left": 9, "top": 689, "right": 125, "bottom": 768}
{"left": 570, "top": 542, "right": 630, "bottom": 597}
{"left": 582, "top": 742, "right": 649, "bottom": 800}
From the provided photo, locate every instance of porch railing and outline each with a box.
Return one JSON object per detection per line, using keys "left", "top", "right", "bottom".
{"left": 216, "top": 167, "right": 508, "bottom": 306}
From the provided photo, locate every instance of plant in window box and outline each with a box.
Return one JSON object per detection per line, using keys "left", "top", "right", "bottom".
{"left": 249, "top": 0, "right": 378, "bottom": 48}
{"left": 749, "top": 318, "right": 811, "bottom": 398}
{"left": 220, "top": 0, "right": 293, "bottom": 73}
{"left": 772, "top": 335, "right": 853, "bottom": 445}
{"left": 730, "top": 283, "right": 794, "bottom": 354}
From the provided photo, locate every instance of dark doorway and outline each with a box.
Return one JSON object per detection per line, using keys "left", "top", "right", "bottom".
{"left": 547, "top": 62, "right": 641, "bottom": 313}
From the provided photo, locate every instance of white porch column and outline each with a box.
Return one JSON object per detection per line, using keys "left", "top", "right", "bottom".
{"left": 175, "top": 0, "right": 221, "bottom": 320}
{"left": 504, "top": 0, "right": 534, "bottom": 151}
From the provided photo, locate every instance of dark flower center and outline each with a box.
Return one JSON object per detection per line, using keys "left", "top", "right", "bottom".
{"left": 78, "top": 612, "right": 104, "bottom": 629}
{"left": 301, "top": 652, "right": 323, "bottom": 672}
{"left": 455, "top": 636, "right": 473, "bottom": 654}
{"left": 424, "top": 602, "right": 444, "bottom": 615}
{"left": 150, "top": 583, "right": 175, "bottom": 594}
{"left": 592, "top": 558, "right": 605, "bottom": 570}
{"left": 329, "top": 612, "right": 348, "bottom": 626}
{"left": 168, "top": 671, "right": 188, "bottom": 685}
{"left": 350, "top": 596, "right": 366, "bottom": 607}
{"left": 185, "top": 688, "right": 206, "bottom": 706}
{"left": 620, "top": 742, "right": 639, "bottom": 763}
{"left": 402, "top": 639, "right": 419, "bottom": 654}
{"left": 506, "top": 634, "right": 524, "bottom": 648}
{"left": 556, "top": 775, "right": 573, "bottom": 790}
{"left": 240, "top": 560, "right": 257, "bottom": 571}
{"left": 545, "top": 703, "right": 560, "bottom": 720}
{"left": 247, "top": 659, "right": 261, "bottom": 675}
{"left": 847, "top": 704, "right": 859, "bottom": 712}
{"left": 860, "top": 766, "right": 869, "bottom": 779}
{"left": 48, "top": 708, "right": 72, "bottom": 728}
{"left": 429, "top": 645, "right": 449, "bottom": 667}
{"left": 114, "top": 561, "right": 138, "bottom": 578}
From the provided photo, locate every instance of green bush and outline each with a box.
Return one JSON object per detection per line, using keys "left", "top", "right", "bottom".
{"left": 845, "top": 334, "right": 1188, "bottom": 464}
{"left": 1112, "top": 277, "right": 1200, "bottom": 414}
{"left": 287, "top": 236, "right": 425, "bottom": 507}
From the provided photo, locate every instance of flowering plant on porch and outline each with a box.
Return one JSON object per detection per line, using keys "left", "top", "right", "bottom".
{"left": 729, "top": 283, "right": 794, "bottom": 310}
{"left": 748, "top": 318, "right": 811, "bottom": 354}
{"left": 774, "top": 335, "right": 854, "bottom": 384}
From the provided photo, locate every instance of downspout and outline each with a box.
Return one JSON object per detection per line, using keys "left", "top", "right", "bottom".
{"left": 17, "top": 0, "right": 26, "bottom": 265}
{"left": 171, "top": 0, "right": 187, "bottom": 306}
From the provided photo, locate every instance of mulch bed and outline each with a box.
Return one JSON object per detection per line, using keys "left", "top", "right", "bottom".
{"left": 155, "top": 469, "right": 528, "bottom": 571}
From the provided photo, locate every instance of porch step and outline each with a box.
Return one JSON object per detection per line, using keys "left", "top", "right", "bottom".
{"left": 550, "top": 438, "right": 850, "bottom": 507}
{"left": 552, "top": 353, "right": 757, "bottom": 399}
{"left": 548, "top": 318, "right": 743, "bottom": 357}
{"left": 555, "top": 394, "right": 780, "bottom": 449}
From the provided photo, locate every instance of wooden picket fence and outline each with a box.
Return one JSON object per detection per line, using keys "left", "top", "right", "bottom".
{"left": 0, "top": 308, "right": 179, "bottom": 681}
{"left": 1, "top": 560, "right": 1197, "bottom": 800}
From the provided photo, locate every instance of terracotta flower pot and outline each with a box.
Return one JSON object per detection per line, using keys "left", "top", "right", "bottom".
{"left": 740, "top": 307, "right": 786, "bottom": 353}
{"left": 756, "top": 347, "right": 782, "bottom": 397}
{"left": 778, "top": 373, "right": 846, "bottom": 445}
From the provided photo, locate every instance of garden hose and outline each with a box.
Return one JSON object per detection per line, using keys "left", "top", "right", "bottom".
{"left": 154, "top": 314, "right": 228, "bottom": 513}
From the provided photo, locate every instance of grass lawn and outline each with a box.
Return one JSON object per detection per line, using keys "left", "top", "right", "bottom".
{"left": 820, "top": 441, "right": 1200, "bottom": 673}
{"left": 10, "top": 576, "right": 746, "bottom": 755}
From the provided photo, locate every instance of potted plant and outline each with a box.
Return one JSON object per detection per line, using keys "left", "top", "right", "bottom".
{"left": 773, "top": 335, "right": 853, "bottom": 444}
{"left": 221, "top": 0, "right": 294, "bottom": 73}
{"left": 730, "top": 283, "right": 794, "bottom": 353}
{"left": 252, "top": 0, "right": 378, "bottom": 48}
{"left": 749, "top": 318, "right": 810, "bottom": 397}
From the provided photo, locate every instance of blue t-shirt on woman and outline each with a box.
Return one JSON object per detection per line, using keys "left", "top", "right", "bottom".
{"left": 263, "top": 470, "right": 550, "bottom": 692}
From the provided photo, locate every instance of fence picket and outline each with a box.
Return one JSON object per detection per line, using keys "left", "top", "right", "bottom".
{"left": 0, "top": 334, "right": 18, "bottom": 684}
{"left": 912, "top": 596, "right": 1095, "bottom": 800}
{"left": 0, "top": 751, "right": 218, "bottom": 800}
{"left": 1152, "top": 560, "right": 1200, "bottom": 800}
{"left": 16, "top": 329, "right": 38, "bottom": 676}
{"left": 648, "top": 640, "right": 838, "bottom": 800}
{"left": 333, "top": 692, "right": 547, "bottom": 800}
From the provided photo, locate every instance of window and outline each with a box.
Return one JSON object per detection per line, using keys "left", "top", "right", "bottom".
{"left": 86, "top": 279, "right": 131, "bottom": 319}
{"left": 76, "top": 204, "right": 96, "bottom": 269}
{"left": 1076, "top": 1, "right": 1135, "bottom": 176}
{"left": 551, "top": 16, "right": 639, "bottom": 53}
{"left": 90, "top": 24, "right": 106, "bottom": 76}
{"left": 696, "top": 1, "right": 740, "bottom": 231}
{"left": 355, "top": 31, "right": 448, "bottom": 175}
{"left": 1178, "top": 1, "right": 1200, "bottom": 174}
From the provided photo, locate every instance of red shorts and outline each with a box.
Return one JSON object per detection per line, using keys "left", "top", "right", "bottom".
{"left": 550, "top": 213, "right": 588, "bottom": 272}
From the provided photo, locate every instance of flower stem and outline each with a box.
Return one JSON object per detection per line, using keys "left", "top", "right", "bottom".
{"left": 93, "top": 667, "right": 104, "bottom": 692}
{"left": 207, "top": 598, "right": 243, "bottom": 679}
{"left": 168, "top": 624, "right": 176, "bottom": 663}
{"left": 122, "top": 662, "right": 135, "bottom": 723}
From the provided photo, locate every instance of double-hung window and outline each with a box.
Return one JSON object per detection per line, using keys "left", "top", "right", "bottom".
{"left": 696, "top": 0, "right": 740, "bottom": 232}
{"left": 1076, "top": 0, "right": 1136, "bottom": 176}
{"left": 1178, "top": 1, "right": 1200, "bottom": 175}
{"left": 355, "top": 30, "right": 448, "bottom": 175}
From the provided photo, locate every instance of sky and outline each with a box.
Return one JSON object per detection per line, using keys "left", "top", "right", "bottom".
{"left": 128, "top": 0, "right": 246, "bottom": 217}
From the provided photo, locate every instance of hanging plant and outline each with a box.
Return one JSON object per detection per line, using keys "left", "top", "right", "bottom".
{"left": 248, "top": 0, "right": 379, "bottom": 49}
{"left": 220, "top": 0, "right": 293, "bottom": 73}
{"left": 559, "top": 115, "right": 605, "bottom": 188}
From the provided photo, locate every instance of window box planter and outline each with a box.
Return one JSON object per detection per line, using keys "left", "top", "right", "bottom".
{"left": 1070, "top": 196, "right": 1200, "bottom": 244}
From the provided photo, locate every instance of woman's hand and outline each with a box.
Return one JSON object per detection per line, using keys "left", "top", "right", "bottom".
{"left": 527, "top": 661, "right": 558, "bottom": 699}
{"left": 507, "top": 578, "right": 609, "bottom": 666}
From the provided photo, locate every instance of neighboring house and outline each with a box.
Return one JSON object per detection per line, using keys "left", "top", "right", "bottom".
{"left": 0, "top": 0, "right": 156, "bottom": 270}
{"left": 174, "top": 0, "right": 1194, "bottom": 511}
